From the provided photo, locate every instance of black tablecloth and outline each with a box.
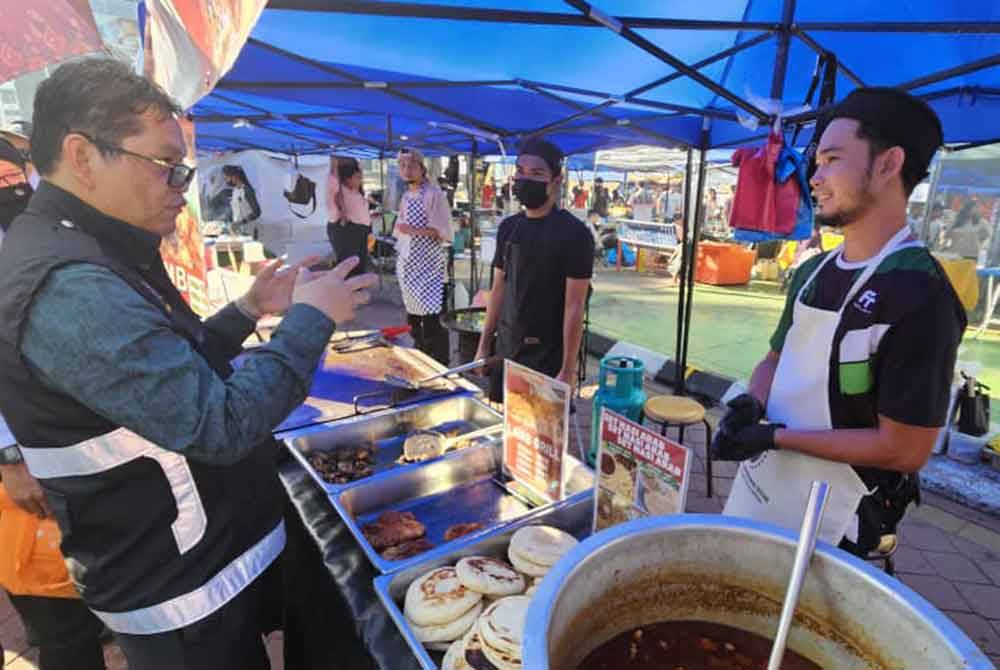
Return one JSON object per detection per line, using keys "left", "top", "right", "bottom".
{"left": 279, "top": 458, "right": 422, "bottom": 670}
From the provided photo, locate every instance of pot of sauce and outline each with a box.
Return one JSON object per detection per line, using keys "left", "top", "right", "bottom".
{"left": 523, "top": 514, "right": 994, "bottom": 670}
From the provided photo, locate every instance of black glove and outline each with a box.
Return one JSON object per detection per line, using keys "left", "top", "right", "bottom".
{"left": 711, "top": 422, "right": 783, "bottom": 462}
{"left": 719, "top": 393, "right": 765, "bottom": 436}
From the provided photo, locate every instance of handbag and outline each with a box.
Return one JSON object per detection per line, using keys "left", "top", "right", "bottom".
{"left": 957, "top": 374, "right": 991, "bottom": 437}
{"left": 283, "top": 155, "right": 317, "bottom": 219}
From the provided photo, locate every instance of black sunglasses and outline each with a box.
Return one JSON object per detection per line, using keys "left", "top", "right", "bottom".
{"left": 73, "top": 131, "right": 196, "bottom": 190}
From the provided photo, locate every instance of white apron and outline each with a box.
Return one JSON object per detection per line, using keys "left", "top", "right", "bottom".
{"left": 724, "top": 226, "right": 913, "bottom": 545}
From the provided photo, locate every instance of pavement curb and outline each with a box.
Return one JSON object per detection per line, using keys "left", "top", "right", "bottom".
{"left": 586, "top": 333, "right": 745, "bottom": 406}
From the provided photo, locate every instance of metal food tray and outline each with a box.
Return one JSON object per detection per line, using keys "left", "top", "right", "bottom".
{"left": 274, "top": 341, "right": 481, "bottom": 432}
{"left": 333, "top": 443, "right": 594, "bottom": 574}
{"left": 374, "top": 493, "right": 595, "bottom": 670}
{"left": 280, "top": 395, "right": 503, "bottom": 496}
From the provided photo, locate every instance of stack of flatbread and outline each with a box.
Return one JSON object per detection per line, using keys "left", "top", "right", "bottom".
{"left": 506, "top": 525, "right": 577, "bottom": 581}
{"left": 404, "top": 567, "right": 484, "bottom": 654}
{"left": 413, "top": 525, "right": 578, "bottom": 670}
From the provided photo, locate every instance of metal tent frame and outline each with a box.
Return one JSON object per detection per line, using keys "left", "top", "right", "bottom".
{"left": 196, "top": 0, "right": 1000, "bottom": 395}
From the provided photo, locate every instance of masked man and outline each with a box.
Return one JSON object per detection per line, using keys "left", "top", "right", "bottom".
{"left": 476, "top": 138, "right": 594, "bottom": 400}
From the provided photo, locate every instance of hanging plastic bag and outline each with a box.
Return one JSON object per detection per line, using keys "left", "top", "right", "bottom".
{"left": 730, "top": 132, "right": 801, "bottom": 236}
{"left": 731, "top": 132, "right": 813, "bottom": 243}
{"left": 0, "top": 485, "right": 78, "bottom": 598}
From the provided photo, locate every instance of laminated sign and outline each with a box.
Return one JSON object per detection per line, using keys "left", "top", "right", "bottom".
{"left": 502, "top": 361, "right": 570, "bottom": 504}
{"left": 593, "top": 409, "right": 691, "bottom": 532}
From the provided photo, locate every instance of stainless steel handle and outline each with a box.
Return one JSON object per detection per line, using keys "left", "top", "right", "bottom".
{"left": 767, "top": 480, "right": 830, "bottom": 670}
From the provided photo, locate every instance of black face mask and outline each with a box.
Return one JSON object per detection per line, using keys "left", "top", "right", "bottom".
{"left": 513, "top": 178, "right": 550, "bottom": 209}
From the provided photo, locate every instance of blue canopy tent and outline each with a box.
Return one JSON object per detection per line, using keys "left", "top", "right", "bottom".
{"left": 188, "top": 0, "right": 1000, "bottom": 392}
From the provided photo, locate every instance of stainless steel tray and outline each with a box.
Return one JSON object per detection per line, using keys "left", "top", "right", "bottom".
{"left": 280, "top": 395, "right": 503, "bottom": 496}
{"left": 275, "top": 341, "right": 481, "bottom": 432}
{"left": 333, "top": 443, "right": 594, "bottom": 574}
{"left": 374, "top": 494, "right": 595, "bottom": 670}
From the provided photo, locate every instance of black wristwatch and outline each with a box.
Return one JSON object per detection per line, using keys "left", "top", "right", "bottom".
{"left": 0, "top": 444, "right": 24, "bottom": 465}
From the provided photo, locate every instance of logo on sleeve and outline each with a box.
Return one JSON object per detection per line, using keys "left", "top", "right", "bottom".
{"left": 854, "top": 289, "right": 878, "bottom": 315}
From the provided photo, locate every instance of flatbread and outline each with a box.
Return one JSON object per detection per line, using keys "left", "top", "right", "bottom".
{"left": 480, "top": 635, "right": 523, "bottom": 670}
{"left": 464, "top": 626, "right": 499, "bottom": 670}
{"left": 404, "top": 567, "right": 483, "bottom": 626}
{"left": 508, "top": 525, "right": 577, "bottom": 567}
{"left": 412, "top": 600, "right": 482, "bottom": 644}
{"left": 442, "top": 634, "right": 473, "bottom": 670}
{"left": 479, "top": 596, "right": 530, "bottom": 658}
{"left": 524, "top": 583, "right": 537, "bottom": 597}
{"left": 456, "top": 556, "right": 526, "bottom": 597}
{"left": 507, "top": 546, "right": 550, "bottom": 578}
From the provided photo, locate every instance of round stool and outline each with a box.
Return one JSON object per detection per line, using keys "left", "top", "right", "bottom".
{"left": 642, "top": 395, "right": 713, "bottom": 498}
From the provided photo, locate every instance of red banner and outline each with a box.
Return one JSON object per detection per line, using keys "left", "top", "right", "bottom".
{"left": 144, "top": 0, "right": 266, "bottom": 109}
{"left": 0, "top": 1, "right": 102, "bottom": 84}
{"left": 160, "top": 118, "right": 208, "bottom": 314}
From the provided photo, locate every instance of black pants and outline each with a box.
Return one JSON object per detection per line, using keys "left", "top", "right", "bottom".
{"left": 407, "top": 311, "right": 449, "bottom": 365}
{"left": 113, "top": 559, "right": 284, "bottom": 670}
{"left": 327, "top": 221, "right": 369, "bottom": 277}
{"left": 8, "top": 594, "right": 106, "bottom": 670}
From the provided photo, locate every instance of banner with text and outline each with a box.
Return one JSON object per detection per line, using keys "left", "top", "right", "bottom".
{"left": 593, "top": 408, "right": 691, "bottom": 532}
{"left": 502, "top": 360, "right": 570, "bottom": 505}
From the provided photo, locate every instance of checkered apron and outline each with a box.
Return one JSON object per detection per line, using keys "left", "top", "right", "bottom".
{"left": 397, "top": 186, "right": 446, "bottom": 315}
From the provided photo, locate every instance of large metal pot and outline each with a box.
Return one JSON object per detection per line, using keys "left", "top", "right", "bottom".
{"left": 524, "top": 514, "right": 994, "bottom": 669}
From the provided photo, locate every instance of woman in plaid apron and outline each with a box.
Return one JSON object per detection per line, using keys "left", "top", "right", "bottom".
{"left": 395, "top": 148, "right": 453, "bottom": 363}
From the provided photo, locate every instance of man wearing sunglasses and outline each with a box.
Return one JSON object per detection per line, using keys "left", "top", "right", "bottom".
{"left": 0, "top": 58, "right": 376, "bottom": 669}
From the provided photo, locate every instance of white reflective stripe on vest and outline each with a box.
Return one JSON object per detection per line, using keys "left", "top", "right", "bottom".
{"left": 19, "top": 427, "right": 207, "bottom": 554}
{"left": 92, "top": 521, "right": 285, "bottom": 635}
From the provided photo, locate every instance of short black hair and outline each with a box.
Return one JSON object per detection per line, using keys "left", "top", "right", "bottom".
{"left": 31, "top": 58, "right": 181, "bottom": 175}
{"left": 517, "top": 137, "right": 563, "bottom": 176}
{"left": 824, "top": 87, "right": 943, "bottom": 197}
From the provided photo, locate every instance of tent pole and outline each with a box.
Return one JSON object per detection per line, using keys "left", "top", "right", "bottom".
{"left": 469, "top": 144, "right": 479, "bottom": 296}
{"left": 919, "top": 156, "right": 943, "bottom": 245}
{"left": 674, "top": 148, "right": 694, "bottom": 392}
{"left": 679, "top": 145, "right": 709, "bottom": 397}
{"left": 770, "top": 0, "right": 797, "bottom": 100}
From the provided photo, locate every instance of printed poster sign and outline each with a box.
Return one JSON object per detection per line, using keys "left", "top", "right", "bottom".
{"left": 159, "top": 117, "right": 209, "bottom": 315}
{"left": 593, "top": 408, "right": 691, "bottom": 532}
{"left": 502, "top": 360, "right": 570, "bottom": 504}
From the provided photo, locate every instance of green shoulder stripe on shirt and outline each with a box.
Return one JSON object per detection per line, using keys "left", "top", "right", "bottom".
{"left": 768, "top": 251, "right": 830, "bottom": 353}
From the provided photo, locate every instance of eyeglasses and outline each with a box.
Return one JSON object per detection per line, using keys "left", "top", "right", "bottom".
{"left": 73, "top": 131, "right": 196, "bottom": 190}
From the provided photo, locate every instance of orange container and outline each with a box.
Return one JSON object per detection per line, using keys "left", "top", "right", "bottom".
{"left": 0, "top": 484, "right": 79, "bottom": 598}
{"left": 695, "top": 242, "right": 756, "bottom": 285}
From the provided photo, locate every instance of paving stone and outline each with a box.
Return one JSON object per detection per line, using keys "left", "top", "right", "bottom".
{"left": 0, "top": 613, "right": 30, "bottom": 668}
{"left": 957, "top": 524, "right": 1000, "bottom": 557}
{"left": 954, "top": 582, "right": 1000, "bottom": 620}
{"left": 709, "top": 475, "right": 733, "bottom": 499}
{"left": 951, "top": 536, "right": 1000, "bottom": 564}
{"left": 980, "top": 561, "right": 1000, "bottom": 586}
{"left": 900, "top": 574, "right": 972, "bottom": 612}
{"left": 893, "top": 546, "right": 938, "bottom": 576}
{"left": 941, "top": 612, "right": 1000, "bottom": 657}
{"left": 901, "top": 521, "right": 958, "bottom": 552}
{"left": 922, "top": 550, "right": 991, "bottom": 583}
{"left": 909, "top": 504, "right": 968, "bottom": 533}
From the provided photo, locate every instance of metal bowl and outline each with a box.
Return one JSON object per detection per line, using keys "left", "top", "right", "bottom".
{"left": 524, "top": 514, "right": 994, "bottom": 670}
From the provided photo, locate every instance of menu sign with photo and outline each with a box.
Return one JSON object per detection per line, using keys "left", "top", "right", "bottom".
{"left": 502, "top": 360, "right": 571, "bottom": 504}
{"left": 593, "top": 408, "right": 691, "bottom": 532}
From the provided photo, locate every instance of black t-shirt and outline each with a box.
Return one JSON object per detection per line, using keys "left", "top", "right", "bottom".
{"left": 771, "top": 244, "right": 966, "bottom": 430}
{"left": 492, "top": 208, "right": 594, "bottom": 343}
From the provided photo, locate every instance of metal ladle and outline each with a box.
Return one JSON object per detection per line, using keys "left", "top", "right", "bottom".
{"left": 767, "top": 480, "right": 830, "bottom": 670}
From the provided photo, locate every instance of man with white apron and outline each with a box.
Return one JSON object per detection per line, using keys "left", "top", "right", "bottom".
{"left": 714, "top": 88, "right": 966, "bottom": 554}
